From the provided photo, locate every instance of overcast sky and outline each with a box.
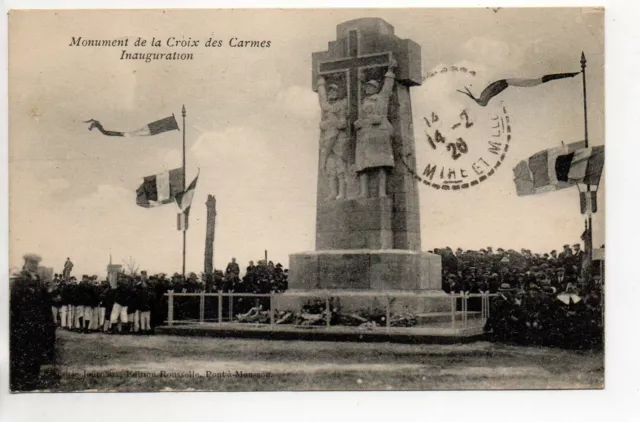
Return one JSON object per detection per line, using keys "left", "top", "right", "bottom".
{"left": 9, "top": 8, "right": 604, "bottom": 276}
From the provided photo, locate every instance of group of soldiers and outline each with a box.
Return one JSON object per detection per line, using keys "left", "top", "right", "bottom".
{"left": 48, "top": 258, "right": 290, "bottom": 329}
{"left": 434, "top": 243, "right": 597, "bottom": 295}
{"left": 212, "top": 258, "right": 289, "bottom": 294}
{"left": 49, "top": 273, "right": 156, "bottom": 335}
{"left": 431, "top": 244, "right": 604, "bottom": 349}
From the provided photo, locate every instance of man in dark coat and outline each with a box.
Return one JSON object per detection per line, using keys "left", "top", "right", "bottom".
{"left": 10, "top": 254, "right": 55, "bottom": 391}
{"left": 225, "top": 257, "right": 240, "bottom": 277}
{"left": 137, "top": 281, "right": 153, "bottom": 333}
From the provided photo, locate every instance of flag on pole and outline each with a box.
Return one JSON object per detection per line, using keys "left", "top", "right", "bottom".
{"left": 513, "top": 141, "right": 604, "bottom": 196}
{"left": 136, "top": 168, "right": 184, "bottom": 208}
{"left": 85, "top": 115, "right": 179, "bottom": 137}
{"left": 176, "top": 171, "right": 199, "bottom": 231}
{"left": 458, "top": 72, "right": 579, "bottom": 106}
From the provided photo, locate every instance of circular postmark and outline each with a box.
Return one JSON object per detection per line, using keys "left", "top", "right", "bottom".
{"left": 403, "top": 66, "right": 512, "bottom": 191}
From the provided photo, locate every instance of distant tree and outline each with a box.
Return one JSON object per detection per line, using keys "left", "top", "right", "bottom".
{"left": 122, "top": 256, "right": 140, "bottom": 276}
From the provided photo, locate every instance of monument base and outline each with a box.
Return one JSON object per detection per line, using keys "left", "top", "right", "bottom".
{"left": 289, "top": 249, "right": 441, "bottom": 290}
{"left": 287, "top": 249, "right": 444, "bottom": 314}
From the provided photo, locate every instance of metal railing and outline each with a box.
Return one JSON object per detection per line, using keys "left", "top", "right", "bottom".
{"left": 163, "top": 290, "right": 499, "bottom": 331}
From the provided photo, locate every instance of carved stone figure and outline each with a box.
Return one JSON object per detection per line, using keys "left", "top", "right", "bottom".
{"left": 354, "top": 59, "right": 397, "bottom": 198}
{"left": 317, "top": 76, "right": 349, "bottom": 200}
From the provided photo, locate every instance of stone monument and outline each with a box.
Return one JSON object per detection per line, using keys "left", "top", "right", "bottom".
{"left": 289, "top": 18, "right": 442, "bottom": 295}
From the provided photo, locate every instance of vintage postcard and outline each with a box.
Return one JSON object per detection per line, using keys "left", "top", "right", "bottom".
{"left": 8, "top": 8, "right": 604, "bottom": 393}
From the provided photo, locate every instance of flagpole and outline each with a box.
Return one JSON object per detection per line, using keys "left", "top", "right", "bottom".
{"left": 580, "top": 52, "right": 593, "bottom": 260}
{"left": 182, "top": 105, "right": 187, "bottom": 280}
{"left": 581, "top": 52, "right": 589, "bottom": 149}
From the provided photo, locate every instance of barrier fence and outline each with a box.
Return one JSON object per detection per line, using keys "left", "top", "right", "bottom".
{"left": 163, "top": 290, "right": 499, "bottom": 331}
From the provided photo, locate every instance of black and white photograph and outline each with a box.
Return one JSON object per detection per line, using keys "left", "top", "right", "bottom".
{"left": 7, "top": 7, "right": 607, "bottom": 395}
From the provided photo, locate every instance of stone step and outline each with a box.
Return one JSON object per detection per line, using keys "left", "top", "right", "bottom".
{"left": 416, "top": 311, "right": 483, "bottom": 325}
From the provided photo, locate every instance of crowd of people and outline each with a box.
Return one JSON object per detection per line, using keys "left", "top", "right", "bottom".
{"left": 432, "top": 243, "right": 604, "bottom": 349}
{"left": 50, "top": 274, "right": 157, "bottom": 335}
{"left": 433, "top": 243, "right": 596, "bottom": 294}
{"left": 10, "top": 246, "right": 603, "bottom": 390}
{"left": 45, "top": 257, "right": 290, "bottom": 335}
{"left": 208, "top": 257, "right": 289, "bottom": 294}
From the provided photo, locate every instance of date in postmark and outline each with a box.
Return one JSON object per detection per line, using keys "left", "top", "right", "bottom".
{"left": 403, "top": 66, "right": 512, "bottom": 190}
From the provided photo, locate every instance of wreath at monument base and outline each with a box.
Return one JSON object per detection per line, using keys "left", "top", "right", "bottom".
{"left": 233, "top": 298, "right": 417, "bottom": 328}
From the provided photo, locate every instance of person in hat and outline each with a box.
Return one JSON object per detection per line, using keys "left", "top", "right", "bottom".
{"left": 498, "top": 282, "right": 514, "bottom": 293}
{"left": 110, "top": 275, "right": 130, "bottom": 333}
{"left": 573, "top": 243, "right": 585, "bottom": 266}
{"left": 354, "top": 59, "right": 397, "bottom": 198}
{"left": 136, "top": 279, "right": 153, "bottom": 334}
{"left": 317, "top": 76, "right": 349, "bottom": 200}
{"left": 99, "top": 280, "right": 114, "bottom": 332}
{"left": 558, "top": 244, "right": 573, "bottom": 264}
{"left": 74, "top": 276, "right": 89, "bottom": 331}
{"left": 10, "top": 254, "right": 55, "bottom": 391}
{"left": 225, "top": 257, "right": 240, "bottom": 277}
{"left": 62, "top": 257, "right": 73, "bottom": 281}
{"left": 57, "top": 277, "right": 70, "bottom": 329}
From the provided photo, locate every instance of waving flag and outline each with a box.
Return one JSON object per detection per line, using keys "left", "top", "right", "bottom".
{"left": 513, "top": 141, "right": 604, "bottom": 196}
{"left": 176, "top": 171, "right": 199, "bottom": 231}
{"left": 136, "top": 168, "right": 184, "bottom": 208}
{"left": 85, "top": 115, "right": 179, "bottom": 137}
{"left": 458, "top": 72, "right": 579, "bottom": 106}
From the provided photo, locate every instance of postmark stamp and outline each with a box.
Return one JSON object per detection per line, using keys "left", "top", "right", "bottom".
{"left": 403, "top": 66, "right": 512, "bottom": 190}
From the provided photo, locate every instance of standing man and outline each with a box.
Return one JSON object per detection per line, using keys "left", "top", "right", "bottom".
{"left": 110, "top": 276, "right": 129, "bottom": 333}
{"left": 573, "top": 243, "right": 585, "bottom": 265}
{"left": 225, "top": 257, "right": 240, "bottom": 277}
{"left": 62, "top": 257, "right": 74, "bottom": 281}
{"left": 10, "top": 254, "right": 55, "bottom": 391}
{"left": 137, "top": 280, "right": 152, "bottom": 334}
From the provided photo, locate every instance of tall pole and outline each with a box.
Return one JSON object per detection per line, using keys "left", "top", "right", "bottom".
{"left": 581, "top": 52, "right": 589, "bottom": 149}
{"left": 204, "top": 195, "right": 217, "bottom": 275}
{"left": 182, "top": 105, "right": 187, "bottom": 280}
{"left": 580, "top": 52, "right": 593, "bottom": 259}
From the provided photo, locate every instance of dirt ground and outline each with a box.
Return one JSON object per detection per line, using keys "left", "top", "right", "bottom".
{"left": 36, "top": 329, "right": 603, "bottom": 392}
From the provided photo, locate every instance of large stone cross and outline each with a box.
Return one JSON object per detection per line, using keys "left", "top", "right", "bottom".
{"left": 312, "top": 18, "right": 422, "bottom": 163}
{"left": 312, "top": 18, "right": 424, "bottom": 252}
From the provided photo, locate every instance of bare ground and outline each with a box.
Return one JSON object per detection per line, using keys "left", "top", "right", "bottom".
{"left": 36, "top": 329, "right": 603, "bottom": 392}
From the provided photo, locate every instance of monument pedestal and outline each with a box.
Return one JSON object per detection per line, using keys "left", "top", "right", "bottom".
{"left": 288, "top": 249, "right": 445, "bottom": 314}
{"left": 289, "top": 249, "right": 441, "bottom": 291}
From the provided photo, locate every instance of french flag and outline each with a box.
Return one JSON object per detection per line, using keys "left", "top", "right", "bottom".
{"left": 85, "top": 115, "right": 179, "bottom": 137}
{"left": 136, "top": 168, "right": 184, "bottom": 208}
{"left": 176, "top": 171, "right": 199, "bottom": 231}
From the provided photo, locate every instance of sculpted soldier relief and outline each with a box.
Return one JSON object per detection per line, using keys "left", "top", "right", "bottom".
{"left": 317, "top": 59, "right": 398, "bottom": 200}
{"left": 355, "top": 59, "right": 397, "bottom": 198}
{"left": 317, "top": 77, "right": 349, "bottom": 201}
